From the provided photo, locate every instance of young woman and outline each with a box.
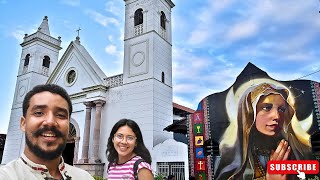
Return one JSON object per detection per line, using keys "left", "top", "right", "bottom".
{"left": 106, "top": 119, "right": 154, "bottom": 180}
{"left": 214, "top": 83, "right": 312, "bottom": 180}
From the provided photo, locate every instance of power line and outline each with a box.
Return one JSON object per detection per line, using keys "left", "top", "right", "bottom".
{"left": 296, "top": 69, "right": 320, "bottom": 80}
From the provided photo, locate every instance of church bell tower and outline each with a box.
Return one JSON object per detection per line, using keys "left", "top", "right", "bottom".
{"left": 1, "top": 16, "right": 62, "bottom": 164}
{"left": 122, "top": 0, "right": 175, "bottom": 150}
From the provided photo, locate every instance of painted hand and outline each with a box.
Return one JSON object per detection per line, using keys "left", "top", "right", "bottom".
{"left": 266, "top": 139, "right": 291, "bottom": 180}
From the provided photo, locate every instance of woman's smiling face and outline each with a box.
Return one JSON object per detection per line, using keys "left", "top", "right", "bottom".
{"left": 112, "top": 125, "right": 137, "bottom": 162}
{"left": 255, "top": 94, "right": 287, "bottom": 137}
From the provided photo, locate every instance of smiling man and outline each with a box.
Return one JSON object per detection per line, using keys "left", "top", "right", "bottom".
{"left": 0, "top": 84, "right": 94, "bottom": 180}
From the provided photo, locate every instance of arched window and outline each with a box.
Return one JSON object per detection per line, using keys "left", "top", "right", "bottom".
{"left": 161, "top": 72, "right": 165, "bottom": 83}
{"left": 42, "top": 55, "right": 50, "bottom": 68}
{"left": 134, "top": 8, "right": 143, "bottom": 26}
{"left": 160, "top": 11, "right": 166, "bottom": 29}
{"left": 24, "top": 54, "right": 30, "bottom": 66}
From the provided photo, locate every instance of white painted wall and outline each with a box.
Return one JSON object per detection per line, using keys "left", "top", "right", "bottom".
{"left": 151, "top": 139, "right": 189, "bottom": 179}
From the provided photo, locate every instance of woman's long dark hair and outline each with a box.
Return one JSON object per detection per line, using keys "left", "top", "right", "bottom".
{"left": 106, "top": 119, "right": 152, "bottom": 164}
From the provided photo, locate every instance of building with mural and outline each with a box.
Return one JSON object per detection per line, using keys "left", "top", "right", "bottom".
{"left": 188, "top": 62, "right": 320, "bottom": 179}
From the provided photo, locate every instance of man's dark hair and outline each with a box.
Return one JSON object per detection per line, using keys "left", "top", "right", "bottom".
{"left": 106, "top": 118, "right": 152, "bottom": 164}
{"left": 168, "top": 175, "right": 175, "bottom": 180}
{"left": 22, "top": 84, "right": 72, "bottom": 117}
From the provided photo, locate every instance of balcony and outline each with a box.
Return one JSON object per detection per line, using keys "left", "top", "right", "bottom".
{"left": 41, "top": 66, "right": 49, "bottom": 76}
{"left": 134, "top": 24, "right": 143, "bottom": 36}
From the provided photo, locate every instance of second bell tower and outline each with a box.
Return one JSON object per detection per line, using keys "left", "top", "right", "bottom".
{"left": 122, "top": 0, "right": 175, "bottom": 149}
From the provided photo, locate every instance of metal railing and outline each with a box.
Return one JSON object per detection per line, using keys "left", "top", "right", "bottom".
{"left": 134, "top": 24, "right": 143, "bottom": 36}
{"left": 157, "top": 162, "right": 185, "bottom": 180}
{"left": 160, "top": 27, "right": 166, "bottom": 39}
{"left": 23, "top": 65, "right": 28, "bottom": 74}
{"left": 41, "top": 66, "right": 49, "bottom": 76}
{"left": 105, "top": 74, "right": 123, "bottom": 88}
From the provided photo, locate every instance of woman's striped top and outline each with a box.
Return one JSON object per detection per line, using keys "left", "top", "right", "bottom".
{"left": 107, "top": 156, "right": 152, "bottom": 180}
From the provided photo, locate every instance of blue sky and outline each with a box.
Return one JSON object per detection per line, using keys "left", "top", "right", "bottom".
{"left": 0, "top": 0, "right": 320, "bottom": 134}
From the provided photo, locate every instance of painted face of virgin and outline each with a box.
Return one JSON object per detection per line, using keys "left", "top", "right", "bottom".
{"left": 255, "top": 94, "right": 287, "bottom": 137}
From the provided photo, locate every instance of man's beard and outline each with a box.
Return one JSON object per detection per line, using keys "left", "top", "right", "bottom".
{"left": 25, "top": 127, "right": 67, "bottom": 160}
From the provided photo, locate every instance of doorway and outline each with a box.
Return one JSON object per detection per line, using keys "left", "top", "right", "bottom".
{"left": 62, "top": 123, "right": 76, "bottom": 165}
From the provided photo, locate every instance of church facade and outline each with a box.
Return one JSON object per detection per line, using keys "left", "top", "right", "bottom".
{"left": 2, "top": 0, "right": 189, "bottom": 178}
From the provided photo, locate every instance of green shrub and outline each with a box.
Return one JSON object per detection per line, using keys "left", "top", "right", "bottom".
{"left": 93, "top": 175, "right": 107, "bottom": 180}
{"left": 154, "top": 172, "right": 166, "bottom": 180}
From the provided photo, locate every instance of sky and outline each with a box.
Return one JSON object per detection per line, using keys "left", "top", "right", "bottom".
{"left": 0, "top": 0, "right": 320, "bottom": 134}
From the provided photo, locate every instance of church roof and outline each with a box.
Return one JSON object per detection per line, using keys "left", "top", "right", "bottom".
{"left": 123, "top": 0, "right": 174, "bottom": 8}
{"left": 71, "top": 38, "right": 108, "bottom": 84}
{"left": 20, "top": 16, "right": 61, "bottom": 49}
{"left": 164, "top": 118, "right": 187, "bottom": 134}
{"left": 173, "top": 102, "right": 195, "bottom": 114}
{"left": 38, "top": 16, "right": 50, "bottom": 35}
{"left": 165, "top": 103, "right": 195, "bottom": 134}
{"left": 47, "top": 37, "right": 108, "bottom": 89}
{"left": 164, "top": 0, "right": 175, "bottom": 8}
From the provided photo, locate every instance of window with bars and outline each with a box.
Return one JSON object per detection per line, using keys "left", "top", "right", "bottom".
{"left": 157, "top": 162, "right": 185, "bottom": 180}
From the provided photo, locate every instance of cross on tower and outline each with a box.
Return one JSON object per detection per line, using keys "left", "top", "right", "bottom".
{"left": 76, "top": 27, "right": 81, "bottom": 37}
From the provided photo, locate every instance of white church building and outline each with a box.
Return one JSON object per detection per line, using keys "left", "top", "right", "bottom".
{"left": 2, "top": 0, "right": 190, "bottom": 179}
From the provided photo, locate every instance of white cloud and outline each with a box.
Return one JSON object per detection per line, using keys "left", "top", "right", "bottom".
{"left": 302, "top": 63, "right": 320, "bottom": 73}
{"left": 173, "top": 84, "right": 222, "bottom": 110}
{"left": 187, "top": 29, "right": 211, "bottom": 45}
{"left": 60, "top": 0, "right": 80, "bottom": 6}
{"left": 268, "top": 71, "right": 303, "bottom": 81}
{"left": 173, "top": 96, "right": 195, "bottom": 110}
{"left": 104, "top": 44, "right": 123, "bottom": 66}
{"left": 234, "top": 48, "right": 266, "bottom": 62}
{"left": 285, "top": 52, "right": 313, "bottom": 62}
{"left": 226, "top": 21, "right": 258, "bottom": 42}
{"left": 108, "top": 35, "right": 114, "bottom": 42}
{"left": 172, "top": 0, "right": 320, "bottom": 110}
{"left": 97, "top": 44, "right": 123, "bottom": 76}
{"left": 0, "top": 126, "right": 7, "bottom": 134}
{"left": 172, "top": 45, "right": 243, "bottom": 109}
{"left": 173, "top": 57, "right": 211, "bottom": 81}
{"left": 118, "top": 28, "right": 124, "bottom": 41}
{"left": 105, "top": 0, "right": 123, "bottom": 17}
{"left": 173, "top": 84, "right": 201, "bottom": 94}
{"left": 9, "top": 23, "right": 39, "bottom": 41}
{"left": 186, "top": 0, "right": 235, "bottom": 45}
{"left": 11, "top": 30, "right": 25, "bottom": 41}
{"left": 86, "top": 10, "right": 119, "bottom": 27}
{"left": 172, "top": 47, "right": 240, "bottom": 100}
{"left": 257, "top": 1, "right": 313, "bottom": 23}
{"left": 186, "top": 0, "right": 318, "bottom": 51}
{"left": 200, "top": 0, "right": 234, "bottom": 20}
{"left": 105, "top": 45, "right": 117, "bottom": 55}
{"left": 204, "top": 67, "right": 239, "bottom": 82}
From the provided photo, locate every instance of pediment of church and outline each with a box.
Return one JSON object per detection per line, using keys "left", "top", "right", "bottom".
{"left": 47, "top": 39, "right": 107, "bottom": 96}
